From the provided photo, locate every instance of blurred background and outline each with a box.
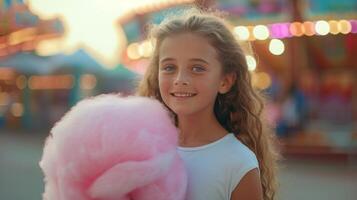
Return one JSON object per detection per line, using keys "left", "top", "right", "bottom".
{"left": 0, "top": 0, "right": 356, "bottom": 199}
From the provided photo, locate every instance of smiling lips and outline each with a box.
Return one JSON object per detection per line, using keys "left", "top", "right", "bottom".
{"left": 170, "top": 92, "right": 197, "bottom": 97}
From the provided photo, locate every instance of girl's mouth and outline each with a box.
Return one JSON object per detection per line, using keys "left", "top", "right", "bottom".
{"left": 170, "top": 92, "right": 197, "bottom": 97}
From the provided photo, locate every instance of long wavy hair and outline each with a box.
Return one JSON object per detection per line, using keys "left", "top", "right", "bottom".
{"left": 136, "top": 7, "right": 280, "bottom": 200}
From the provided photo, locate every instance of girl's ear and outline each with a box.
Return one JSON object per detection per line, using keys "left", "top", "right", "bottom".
{"left": 219, "top": 73, "right": 236, "bottom": 94}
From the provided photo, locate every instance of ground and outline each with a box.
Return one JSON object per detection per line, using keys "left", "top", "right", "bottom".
{"left": 0, "top": 130, "right": 356, "bottom": 200}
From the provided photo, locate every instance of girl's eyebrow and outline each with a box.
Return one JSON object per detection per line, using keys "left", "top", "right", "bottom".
{"left": 160, "top": 57, "right": 175, "bottom": 63}
{"left": 160, "top": 57, "right": 209, "bottom": 64}
{"left": 189, "top": 58, "right": 209, "bottom": 65}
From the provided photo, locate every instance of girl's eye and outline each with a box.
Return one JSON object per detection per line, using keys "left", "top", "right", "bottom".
{"left": 192, "top": 66, "right": 205, "bottom": 72}
{"left": 161, "top": 65, "right": 175, "bottom": 72}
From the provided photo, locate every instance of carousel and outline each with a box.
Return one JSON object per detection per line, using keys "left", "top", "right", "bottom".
{"left": 0, "top": 0, "right": 138, "bottom": 129}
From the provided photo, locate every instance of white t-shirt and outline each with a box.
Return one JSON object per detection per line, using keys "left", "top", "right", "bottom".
{"left": 177, "top": 133, "right": 259, "bottom": 200}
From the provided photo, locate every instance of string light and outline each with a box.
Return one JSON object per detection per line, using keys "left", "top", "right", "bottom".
{"left": 303, "top": 21, "right": 315, "bottom": 36}
{"left": 269, "top": 23, "right": 291, "bottom": 39}
{"left": 269, "top": 39, "right": 285, "bottom": 55}
{"left": 351, "top": 20, "right": 357, "bottom": 33}
{"left": 245, "top": 55, "right": 257, "bottom": 71}
{"left": 234, "top": 26, "right": 250, "bottom": 41}
{"left": 290, "top": 22, "right": 304, "bottom": 36}
{"left": 253, "top": 25, "right": 269, "bottom": 40}
{"left": 315, "top": 20, "right": 330, "bottom": 35}
{"left": 328, "top": 20, "right": 339, "bottom": 35}
{"left": 126, "top": 19, "right": 355, "bottom": 60}
{"left": 338, "top": 20, "right": 352, "bottom": 34}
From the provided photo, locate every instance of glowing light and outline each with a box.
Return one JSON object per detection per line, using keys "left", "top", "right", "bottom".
{"left": 315, "top": 20, "right": 330, "bottom": 35}
{"left": 253, "top": 25, "right": 269, "bottom": 40}
{"left": 234, "top": 26, "right": 250, "bottom": 41}
{"left": 328, "top": 20, "right": 339, "bottom": 35}
{"left": 80, "top": 74, "right": 97, "bottom": 90}
{"left": 338, "top": 20, "right": 352, "bottom": 34}
{"left": 8, "top": 28, "right": 37, "bottom": 46}
{"left": 0, "top": 43, "right": 6, "bottom": 49}
{"left": 350, "top": 20, "right": 357, "bottom": 33}
{"left": 36, "top": 38, "right": 66, "bottom": 56}
{"left": 29, "top": 75, "right": 74, "bottom": 90}
{"left": 28, "top": 0, "right": 126, "bottom": 66}
{"left": 268, "top": 23, "right": 291, "bottom": 39}
{"left": 290, "top": 22, "right": 304, "bottom": 36}
{"left": 5, "top": 80, "right": 13, "bottom": 85}
{"left": 138, "top": 40, "right": 154, "bottom": 58}
{"left": 252, "top": 72, "right": 271, "bottom": 90}
{"left": 0, "top": 92, "right": 10, "bottom": 106}
{"left": 28, "top": 0, "right": 195, "bottom": 66}
{"left": 11, "top": 103, "right": 24, "bottom": 117}
{"left": 302, "top": 21, "right": 315, "bottom": 36}
{"left": 127, "top": 43, "right": 141, "bottom": 60}
{"left": 269, "top": 39, "right": 285, "bottom": 55}
{"left": 245, "top": 55, "right": 257, "bottom": 71}
{"left": 16, "top": 75, "right": 27, "bottom": 89}
{"left": 0, "top": 69, "right": 15, "bottom": 80}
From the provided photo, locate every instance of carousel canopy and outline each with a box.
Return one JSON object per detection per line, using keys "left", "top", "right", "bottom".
{"left": 0, "top": 49, "right": 138, "bottom": 79}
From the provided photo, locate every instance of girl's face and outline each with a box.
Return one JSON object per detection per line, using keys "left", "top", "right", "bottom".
{"left": 158, "top": 33, "right": 233, "bottom": 117}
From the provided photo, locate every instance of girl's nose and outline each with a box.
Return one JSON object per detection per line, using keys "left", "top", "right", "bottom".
{"left": 174, "top": 81, "right": 189, "bottom": 86}
{"left": 174, "top": 71, "right": 190, "bottom": 86}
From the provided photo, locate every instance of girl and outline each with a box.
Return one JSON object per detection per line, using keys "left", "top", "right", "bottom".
{"left": 137, "top": 8, "right": 279, "bottom": 200}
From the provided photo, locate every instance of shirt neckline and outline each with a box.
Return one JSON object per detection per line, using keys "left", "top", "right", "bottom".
{"left": 177, "top": 133, "right": 234, "bottom": 151}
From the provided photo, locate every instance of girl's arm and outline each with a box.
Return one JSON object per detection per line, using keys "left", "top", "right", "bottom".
{"left": 231, "top": 168, "right": 263, "bottom": 200}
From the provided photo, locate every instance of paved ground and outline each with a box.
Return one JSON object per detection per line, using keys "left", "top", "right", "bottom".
{"left": 1, "top": 129, "right": 356, "bottom": 200}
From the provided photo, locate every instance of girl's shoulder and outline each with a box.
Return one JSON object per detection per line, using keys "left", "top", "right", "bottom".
{"left": 223, "top": 134, "right": 260, "bottom": 194}
{"left": 223, "top": 134, "right": 259, "bottom": 169}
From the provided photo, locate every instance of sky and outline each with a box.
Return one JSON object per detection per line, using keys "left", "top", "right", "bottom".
{"left": 26, "top": 0, "right": 172, "bottom": 68}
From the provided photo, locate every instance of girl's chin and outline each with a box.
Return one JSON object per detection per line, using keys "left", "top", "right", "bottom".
{"left": 172, "top": 109, "right": 198, "bottom": 118}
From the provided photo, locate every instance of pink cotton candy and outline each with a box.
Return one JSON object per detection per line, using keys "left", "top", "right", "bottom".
{"left": 39, "top": 94, "right": 187, "bottom": 200}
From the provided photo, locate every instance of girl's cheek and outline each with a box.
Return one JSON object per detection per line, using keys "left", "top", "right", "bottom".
{"left": 158, "top": 78, "right": 170, "bottom": 93}
{"left": 159, "top": 76, "right": 172, "bottom": 86}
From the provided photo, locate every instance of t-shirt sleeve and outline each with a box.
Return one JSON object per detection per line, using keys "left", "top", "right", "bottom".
{"left": 228, "top": 147, "right": 259, "bottom": 195}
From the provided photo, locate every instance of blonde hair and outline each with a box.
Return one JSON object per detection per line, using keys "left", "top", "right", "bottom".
{"left": 136, "top": 7, "right": 280, "bottom": 200}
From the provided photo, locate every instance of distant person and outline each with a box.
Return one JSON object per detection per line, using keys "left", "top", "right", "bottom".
{"left": 276, "top": 85, "right": 306, "bottom": 137}
{"left": 137, "top": 7, "right": 280, "bottom": 200}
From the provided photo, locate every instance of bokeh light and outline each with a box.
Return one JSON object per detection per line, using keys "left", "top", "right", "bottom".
{"left": 268, "top": 23, "right": 292, "bottom": 39}
{"left": 252, "top": 72, "right": 271, "bottom": 90}
{"left": 16, "top": 75, "right": 27, "bottom": 90}
{"left": 269, "top": 39, "right": 285, "bottom": 55}
{"left": 138, "top": 40, "right": 154, "bottom": 58}
{"left": 234, "top": 26, "right": 250, "bottom": 41}
{"left": 11, "top": 103, "right": 24, "bottom": 117}
{"left": 328, "top": 20, "right": 339, "bottom": 35}
{"left": 338, "top": 20, "right": 352, "bottom": 34}
{"left": 303, "top": 21, "right": 315, "bottom": 36}
{"left": 0, "top": 92, "right": 10, "bottom": 106}
{"left": 80, "top": 74, "right": 97, "bottom": 90}
{"left": 290, "top": 22, "right": 304, "bottom": 37}
{"left": 253, "top": 25, "right": 270, "bottom": 40}
{"left": 245, "top": 55, "right": 257, "bottom": 71}
{"left": 28, "top": 75, "right": 74, "bottom": 90}
{"left": 315, "top": 20, "right": 330, "bottom": 35}
{"left": 127, "top": 42, "right": 141, "bottom": 60}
